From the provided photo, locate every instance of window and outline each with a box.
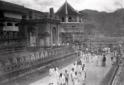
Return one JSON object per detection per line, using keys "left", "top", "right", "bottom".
{"left": 62, "top": 17, "right": 64, "bottom": 22}
{"left": 15, "top": 23, "right": 19, "bottom": 26}
{"left": 7, "top": 22, "right": 12, "bottom": 26}
{"left": 68, "top": 17, "right": 72, "bottom": 22}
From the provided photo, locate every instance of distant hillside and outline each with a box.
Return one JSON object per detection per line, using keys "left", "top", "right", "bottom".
{"left": 79, "top": 9, "right": 124, "bottom": 37}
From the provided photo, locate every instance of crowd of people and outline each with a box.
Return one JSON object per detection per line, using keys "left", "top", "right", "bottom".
{"left": 80, "top": 51, "right": 107, "bottom": 67}
{"left": 48, "top": 46, "right": 120, "bottom": 85}
{"left": 48, "top": 60, "right": 86, "bottom": 85}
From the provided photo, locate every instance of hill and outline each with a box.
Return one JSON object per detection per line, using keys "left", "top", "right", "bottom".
{"left": 79, "top": 9, "right": 124, "bottom": 37}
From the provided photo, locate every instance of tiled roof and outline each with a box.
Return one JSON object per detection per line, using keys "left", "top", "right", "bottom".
{"left": 0, "top": 1, "right": 46, "bottom": 17}
{"left": 0, "top": 1, "right": 28, "bottom": 14}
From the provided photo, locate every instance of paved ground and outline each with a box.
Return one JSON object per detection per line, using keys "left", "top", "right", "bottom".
{"left": 86, "top": 53, "right": 112, "bottom": 85}
{"left": 3, "top": 53, "right": 113, "bottom": 85}
{"left": 86, "top": 63, "right": 111, "bottom": 85}
{"left": 30, "top": 53, "right": 112, "bottom": 85}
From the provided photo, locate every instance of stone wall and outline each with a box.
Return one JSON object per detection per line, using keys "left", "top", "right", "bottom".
{"left": 0, "top": 46, "right": 75, "bottom": 75}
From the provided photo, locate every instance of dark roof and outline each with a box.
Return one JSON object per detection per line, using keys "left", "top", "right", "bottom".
{"left": 56, "top": 1, "right": 79, "bottom": 16}
{"left": 0, "top": 0, "right": 28, "bottom": 14}
{"left": 22, "top": 18, "right": 60, "bottom": 25}
{"left": 27, "top": 8, "right": 45, "bottom": 16}
{"left": 0, "top": 0, "right": 46, "bottom": 16}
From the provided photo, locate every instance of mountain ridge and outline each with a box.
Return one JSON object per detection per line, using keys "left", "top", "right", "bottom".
{"left": 79, "top": 8, "right": 124, "bottom": 37}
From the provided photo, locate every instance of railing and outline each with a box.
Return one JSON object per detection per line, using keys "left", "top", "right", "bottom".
{"left": 100, "top": 63, "right": 119, "bottom": 85}
{"left": 110, "top": 58, "right": 124, "bottom": 85}
{"left": 109, "top": 64, "right": 119, "bottom": 85}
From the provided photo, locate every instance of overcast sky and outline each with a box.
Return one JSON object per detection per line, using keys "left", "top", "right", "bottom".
{"left": 3, "top": 0, "right": 124, "bottom": 12}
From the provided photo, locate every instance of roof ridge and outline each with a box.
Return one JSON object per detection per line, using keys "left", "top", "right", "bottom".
{"left": 56, "top": 1, "right": 79, "bottom": 15}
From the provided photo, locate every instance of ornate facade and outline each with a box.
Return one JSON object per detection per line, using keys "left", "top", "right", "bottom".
{"left": 0, "top": 1, "right": 69, "bottom": 79}
{"left": 55, "top": 1, "right": 84, "bottom": 44}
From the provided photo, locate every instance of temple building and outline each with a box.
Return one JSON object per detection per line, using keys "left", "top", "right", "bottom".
{"left": 56, "top": 1, "right": 84, "bottom": 44}
{"left": 0, "top": 1, "right": 28, "bottom": 48}
{"left": 22, "top": 8, "right": 60, "bottom": 47}
{"left": 0, "top": 1, "right": 64, "bottom": 76}
{"left": 0, "top": 1, "right": 60, "bottom": 48}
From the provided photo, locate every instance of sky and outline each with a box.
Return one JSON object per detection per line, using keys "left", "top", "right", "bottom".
{"left": 3, "top": 0, "right": 124, "bottom": 12}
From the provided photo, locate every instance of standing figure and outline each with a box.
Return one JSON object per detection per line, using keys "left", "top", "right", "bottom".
{"left": 81, "top": 69, "right": 86, "bottom": 85}
{"left": 49, "top": 68, "right": 55, "bottom": 76}
{"left": 64, "top": 70, "right": 69, "bottom": 85}
{"left": 72, "top": 62, "right": 77, "bottom": 72}
{"left": 70, "top": 68, "right": 75, "bottom": 85}
{"left": 55, "top": 67, "right": 60, "bottom": 77}
{"left": 73, "top": 72, "right": 80, "bottom": 85}
{"left": 49, "top": 68, "right": 55, "bottom": 85}
{"left": 102, "top": 55, "right": 106, "bottom": 67}
{"left": 95, "top": 55, "right": 99, "bottom": 66}
{"left": 57, "top": 73, "right": 66, "bottom": 85}
{"left": 82, "top": 64, "right": 86, "bottom": 71}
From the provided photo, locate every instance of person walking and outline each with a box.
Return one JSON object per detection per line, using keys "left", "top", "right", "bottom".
{"left": 68, "top": 70, "right": 73, "bottom": 85}
{"left": 55, "top": 67, "right": 60, "bottom": 77}
{"left": 81, "top": 69, "right": 86, "bottom": 85}
{"left": 64, "top": 70, "right": 69, "bottom": 85}
{"left": 72, "top": 62, "right": 77, "bottom": 72}
{"left": 49, "top": 68, "right": 56, "bottom": 85}
{"left": 73, "top": 72, "right": 80, "bottom": 85}
{"left": 70, "top": 68, "right": 75, "bottom": 85}
{"left": 57, "top": 73, "right": 66, "bottom": 85}
{"left": 102, "top": 55, "right": 106, "bottom": 67}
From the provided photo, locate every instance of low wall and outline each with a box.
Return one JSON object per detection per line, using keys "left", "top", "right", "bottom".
{"left": 0, "top": 46, "right": 76, "bottom": 75}
{"left": 100, "top": 63, "right": 119, "bottom": 85}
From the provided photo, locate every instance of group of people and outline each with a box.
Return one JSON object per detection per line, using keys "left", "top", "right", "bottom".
{"left": 48, "top": 45, "right": 122, "bottom": 85}
{"left": 48, "top": 60, "right": 86, "bottom": 85}
{"left": 48, "top": 47, "right": 116, "bottom": 85}
{"left": 80, "top": 51, "right": 107, "bottom": 67}
{"left": 81, "top": 47, "right": 120, "bottom": 67}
